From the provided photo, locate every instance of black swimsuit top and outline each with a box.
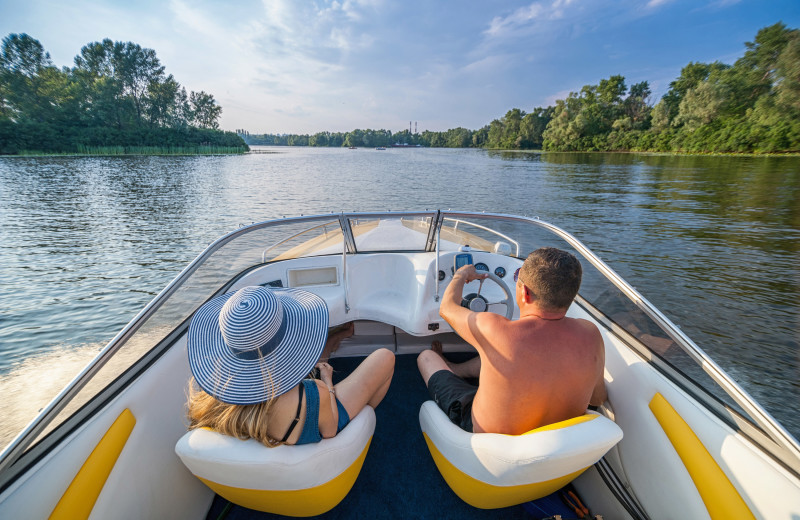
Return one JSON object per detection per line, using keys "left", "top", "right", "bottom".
{"left": 280, "top": 383, "right": 304, "bottom": 443}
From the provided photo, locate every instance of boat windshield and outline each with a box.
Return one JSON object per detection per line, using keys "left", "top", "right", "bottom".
{"left": 2, "top": 211, "right": 796, "bottom": 475}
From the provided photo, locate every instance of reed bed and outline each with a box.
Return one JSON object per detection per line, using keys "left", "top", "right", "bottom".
{"left": 17, "top": 145, "right": 247, "bottom": 156}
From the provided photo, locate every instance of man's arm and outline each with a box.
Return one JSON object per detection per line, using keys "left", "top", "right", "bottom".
{"left": 589, "top": 374, "right": 608, "bottom": 407}
{"left": 586, "top": 323, "right": 608, "bottom": 407}
{"left": 440, "top": 265, "right": 497, "bottom": 350}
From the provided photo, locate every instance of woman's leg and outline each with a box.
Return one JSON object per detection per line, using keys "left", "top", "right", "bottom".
{"left": 334, "top": 348, "right": 395, "bottom": 418}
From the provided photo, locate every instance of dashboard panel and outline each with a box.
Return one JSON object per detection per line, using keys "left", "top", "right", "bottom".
{"left": 232, "top": 251, "right": 522, "bottom": 336}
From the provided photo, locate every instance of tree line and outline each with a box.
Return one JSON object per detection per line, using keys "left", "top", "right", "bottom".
{"left": 243, "top": 23, "right": 799, "bottom": 154}
{"left": 0, "top": 34, "right": 247, "bottom": 154}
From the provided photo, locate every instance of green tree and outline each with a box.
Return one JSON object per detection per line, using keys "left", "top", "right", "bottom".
{"left": 115, "top": 41, "right": 165, "bottom": 124}
{"left": 0, "top": 33, "right": 59, "bottom": 122}
{"left": 623, "top": 81, "right": 651, "bottom": 129}
{"left": 146, "top": 74, "right": 180, "bottom": 127}
{"left": 73, "top": 39, "right": 129, "bottom": 127}
{"left": 189, "top": 90, "right": 222, "bottom": 129}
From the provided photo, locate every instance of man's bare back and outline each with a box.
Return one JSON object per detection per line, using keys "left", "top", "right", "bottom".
{"left": 469, "top": 312, "right": 604, "bottom": 434}
{"left": 418, "top": 247, "right": 607, "bottom": 435}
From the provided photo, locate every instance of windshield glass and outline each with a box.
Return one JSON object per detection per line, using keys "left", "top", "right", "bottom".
{"left": 349, "top": 214, "right": 434, "bottom": 252}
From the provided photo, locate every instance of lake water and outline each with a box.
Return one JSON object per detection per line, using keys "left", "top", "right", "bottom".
{"left": 0, "top": 147, "right": 798, "bottom": 443}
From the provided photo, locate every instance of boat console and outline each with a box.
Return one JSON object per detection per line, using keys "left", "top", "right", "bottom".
{"left": 233, "top": 249, "right": 520, "bottom": 338}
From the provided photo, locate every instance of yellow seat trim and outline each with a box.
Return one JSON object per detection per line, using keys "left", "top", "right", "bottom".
{"left": 49, "top": 408, "right": 136, "bottom": 520}
{"left": 649, "top": 393, "right": 755, "bottom": 520}
{"left": 422, "top": 432, "right": 586, "bottom": 509}
{"left": 197, "top": 437, "right": 372, "bottom": 517}
{"left": 523, "top": 413, "right": 597, "bottom": 434}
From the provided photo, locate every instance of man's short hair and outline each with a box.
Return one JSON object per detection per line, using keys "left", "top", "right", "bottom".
{"left": 519, "top": 247, "right": 582, "bottom": 311}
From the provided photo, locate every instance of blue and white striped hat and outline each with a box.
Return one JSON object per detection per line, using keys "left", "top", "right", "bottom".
{"left": 187, "top": 286, "right": 328, "bottom": 405}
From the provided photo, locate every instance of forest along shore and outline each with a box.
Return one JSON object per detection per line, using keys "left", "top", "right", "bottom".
{"left": 0, "top": 34, "right": 247, "bottom": 156}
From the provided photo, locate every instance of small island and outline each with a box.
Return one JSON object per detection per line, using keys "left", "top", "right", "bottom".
{"left": 0, "top": 35, "right": 248, "bottom": 155}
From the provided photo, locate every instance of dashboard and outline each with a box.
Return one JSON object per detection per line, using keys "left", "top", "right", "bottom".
{"left": 232, "top": 251, "right": 523, "bottom": 336}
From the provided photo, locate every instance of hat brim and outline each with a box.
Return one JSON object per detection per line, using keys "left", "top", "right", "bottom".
{"left": 187, "top": 288, "right": 328, "bottom": 405}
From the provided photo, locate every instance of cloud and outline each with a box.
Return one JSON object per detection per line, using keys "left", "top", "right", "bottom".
{"left": 645, "top": 0, "right": 674, "bottom": 8}
{"left": 484, "top": 0, "right": 579, "bottom": 38}
{"left": 543, "top": 88, "right": 573, "bottom": 106}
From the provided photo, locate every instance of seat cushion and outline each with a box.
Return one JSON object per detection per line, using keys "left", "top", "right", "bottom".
{"left": 175, "top": 405, "right": 375, "bottom": 515}
{"left": 419, "top": 401, "right": 622, "bottom": 508}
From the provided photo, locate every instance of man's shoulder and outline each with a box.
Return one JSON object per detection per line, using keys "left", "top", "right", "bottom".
{"left": 565, "top": 316, "right": 601, "bottom": 333}
{"left": 563, "top": 317, "right": 604, "bottom": 350}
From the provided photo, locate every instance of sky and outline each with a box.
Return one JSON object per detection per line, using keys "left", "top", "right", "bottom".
{"left": 1, "top": 0, "right": 799, "bottom": 134}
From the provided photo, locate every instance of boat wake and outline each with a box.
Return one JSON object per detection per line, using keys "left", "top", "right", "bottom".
{"left": 0, "top": 343, "right": 103, "bottom": 450}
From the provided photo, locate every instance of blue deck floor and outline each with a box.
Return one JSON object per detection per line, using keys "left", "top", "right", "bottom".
{"left": 206, "top": 353, "right": 577, "bottom": 520}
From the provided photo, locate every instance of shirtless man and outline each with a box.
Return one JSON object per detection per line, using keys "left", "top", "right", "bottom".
{"left": 417, "top": 247, "right": 607, "bottom": 434}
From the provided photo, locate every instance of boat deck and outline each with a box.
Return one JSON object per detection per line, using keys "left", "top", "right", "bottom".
{"left": 204, "top": 354, "right": 578, "bottom": 520}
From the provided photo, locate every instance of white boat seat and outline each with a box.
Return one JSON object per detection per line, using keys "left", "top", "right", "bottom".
{"left": 419, "top": 401, "right": 623, "bottom": 509}
{"left": 175, "top": 406, "right": 376, "bottom": 516}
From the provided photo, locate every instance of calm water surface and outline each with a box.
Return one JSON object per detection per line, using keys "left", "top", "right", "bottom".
{"left": 0, "top": 147, "right": 798, "bottom": 440}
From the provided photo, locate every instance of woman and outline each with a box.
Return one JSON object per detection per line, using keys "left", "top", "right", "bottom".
{"left": 186, "top": 285, "right": 394, "bottom": 446}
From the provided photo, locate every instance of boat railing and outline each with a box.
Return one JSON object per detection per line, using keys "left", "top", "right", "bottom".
{"left": 447, "top": 218, "right": 520, "bottom": 256}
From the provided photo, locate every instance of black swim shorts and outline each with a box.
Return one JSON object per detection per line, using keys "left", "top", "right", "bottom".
{"left": 427, "top": 370, "right": 477, "bottom": 432}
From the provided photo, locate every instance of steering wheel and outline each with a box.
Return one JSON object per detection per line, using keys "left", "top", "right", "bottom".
{"left": 460, "top": 270, "right": 514, "bottom": 319}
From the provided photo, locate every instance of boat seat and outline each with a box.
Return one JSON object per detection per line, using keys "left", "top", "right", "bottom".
{"left": 175, "top": 406, "right": 376, "bottom": 517}
{"left": 419, "top": 401, "right": 623, "bottom": 509}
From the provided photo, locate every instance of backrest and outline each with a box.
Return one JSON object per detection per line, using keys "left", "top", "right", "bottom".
{"left": 176, "top": 405, "right": 375, "bottom": 490}
{"left": 420, "top": 401, "right": 622, "bottom": 488}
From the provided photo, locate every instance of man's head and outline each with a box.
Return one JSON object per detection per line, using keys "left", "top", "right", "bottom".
{"left": 517, "top": 247, "right": 582, "bottom": 312}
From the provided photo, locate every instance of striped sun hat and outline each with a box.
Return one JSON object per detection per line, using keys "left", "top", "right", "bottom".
{"left": 187, "top": 285, "right": 328, "bottom": 405}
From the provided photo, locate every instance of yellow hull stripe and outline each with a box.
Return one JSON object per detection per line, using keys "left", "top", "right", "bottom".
{"left": 649, "top": 393, "right": 755, "bottom": 520}
{"left": 422, "top": 432, "right": 586, "bottom": 509}
{"left": 197, "top": 437, "right": 372, "bottom": 517}
{"left": 49, "top": 408, "right": 136, "bottom": 520}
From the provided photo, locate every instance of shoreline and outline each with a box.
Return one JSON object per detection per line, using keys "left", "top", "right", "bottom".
{"left": 5, "top": 146, "right": 799, "bottom": 158}
{"left": 485, "top": 148, "right": 800, "bottom": 157}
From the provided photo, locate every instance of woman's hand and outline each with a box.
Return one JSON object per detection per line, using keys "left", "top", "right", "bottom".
{"left": 315, "top": 361, "right": 339, "bottom": 439}
{"left": 316, "top": 362, "right": 334, "bottom": 386}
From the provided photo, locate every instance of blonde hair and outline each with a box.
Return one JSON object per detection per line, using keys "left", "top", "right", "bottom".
{"left": 187, "top": 378, "right": 283, "bottom": 447}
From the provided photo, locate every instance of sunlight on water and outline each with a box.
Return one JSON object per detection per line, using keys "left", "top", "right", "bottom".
{"left": 0, "top": 343, "right": 102, "bottom": 449}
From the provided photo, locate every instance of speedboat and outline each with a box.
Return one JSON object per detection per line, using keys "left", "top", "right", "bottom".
{"left": 1, "top": 211, "right": 798, "bottom": 519}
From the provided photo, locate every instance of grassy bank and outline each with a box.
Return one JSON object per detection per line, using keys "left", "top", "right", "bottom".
{"left": 11, "top": 145, "right": 248, "bottom": 156}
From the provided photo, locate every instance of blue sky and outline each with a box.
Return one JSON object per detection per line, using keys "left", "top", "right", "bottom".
{"left": 1, "top": 0, "right": 798, "bottom": 134}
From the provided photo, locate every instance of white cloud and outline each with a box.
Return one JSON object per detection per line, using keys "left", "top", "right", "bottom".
{"left": 484, "top": 0, "right": 581, "bottom": 38}
{"left": 544, "top": 88, "right": 573, "bottom": 106}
